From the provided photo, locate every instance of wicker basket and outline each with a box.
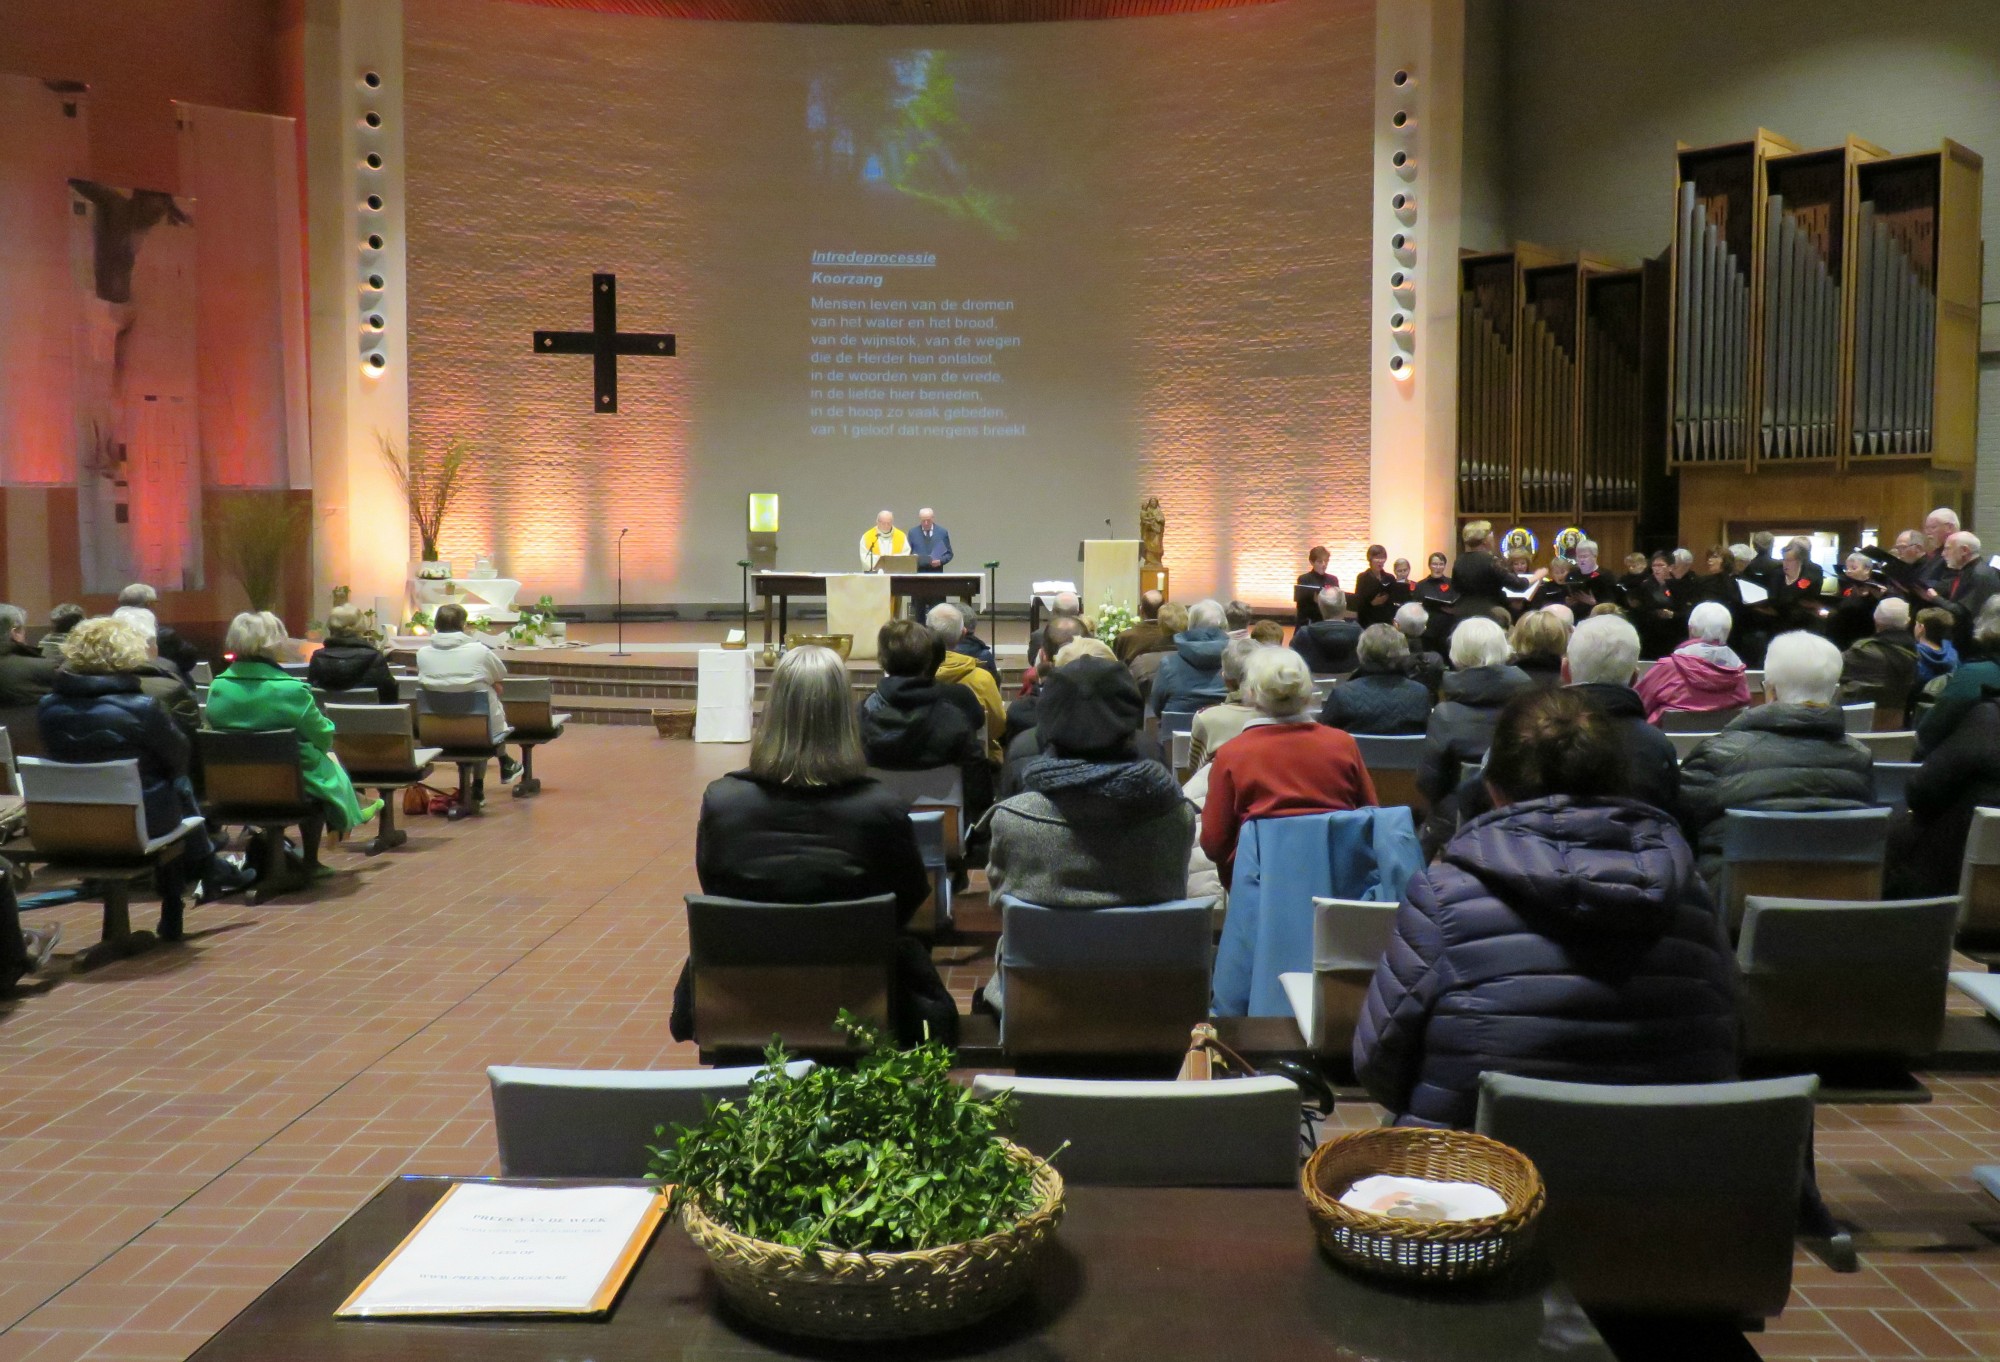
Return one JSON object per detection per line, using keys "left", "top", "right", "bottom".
{"left": 680, "top": 1144, "right": 1064, "bottom": 1340}
{"left": 652, "top": 709, "right": 696, "bottom": 739}
{"left": 1302, "top": 1127, "right": 1543, "bottom": 1284}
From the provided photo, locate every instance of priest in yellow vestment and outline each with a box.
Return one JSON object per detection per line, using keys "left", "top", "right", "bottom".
{"left": 859, "top": 510, "right": 908, "bottom": 569}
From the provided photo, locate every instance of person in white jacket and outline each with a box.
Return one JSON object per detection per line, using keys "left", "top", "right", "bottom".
{"left": 416, "top": 603, "right": 521, "bottom": 784}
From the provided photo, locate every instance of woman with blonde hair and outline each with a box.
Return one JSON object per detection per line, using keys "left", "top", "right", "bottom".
{"left": 37, "top": 616, "right": 251, "bottom": 937}
{"left": 669, "top": 645, "right": 947, "bottom": 1045}
{"left": 1509, "top": 608, "right": 1571, "bottom": 688}
{"left": 205, "top": 612, "right": 376, "bottom": 846}
{"left": 306, "top": 602, "right": 397, "bottom": 704}
{"left": 1200, "top": 647, "right": 1378, "bottom": 882}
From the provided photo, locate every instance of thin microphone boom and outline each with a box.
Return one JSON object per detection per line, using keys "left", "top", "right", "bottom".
{"left": 612, "top": 528, "right": 630, "bottom": 657}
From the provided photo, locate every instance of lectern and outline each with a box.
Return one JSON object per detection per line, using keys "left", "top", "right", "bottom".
{"left": 1081, "top": 540, "right": 1142, "bottom": 621}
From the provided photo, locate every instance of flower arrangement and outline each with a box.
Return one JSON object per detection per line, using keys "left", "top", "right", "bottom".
{"left": 1093, "top": 595, "right": 1139, "bottom": 644}
{"left": 380, "top": 430, "right": 471, "bottom": 565}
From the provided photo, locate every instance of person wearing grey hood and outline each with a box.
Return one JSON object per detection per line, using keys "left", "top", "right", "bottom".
{"left": 978, "top": 656, "right": 1195, "bottom": 1012}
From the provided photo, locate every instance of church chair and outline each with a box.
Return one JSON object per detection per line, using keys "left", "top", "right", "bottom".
{"left": 414, "top": 688, "right": 510, "bottom": 819}
{"left": 1277, "top": 897, "right": 1397, "bottom": 1062}
{"left": 1476, "top": 1073, "right": 1816, "bottom": 1326}
{"left": 395, "top": 674, "right": 419, "bottom": 702}
{"left": 190, "top": 661, "right": 214, "bottom": 686}
{"left": 501, "top": 677, "right": 569, "bottom": 798}
{"left": 970, "top": 1074, "right": 1299, "bottom": 1186}
{"left": 489, "top": 1061, "right": 814, "bottom": 1177}
{"left": 1718, "top": 808, "right": 1890, "bottom": 934}
{"left": 1158, "top": 706, "right": 1205, "bottom": 738}
{"left": 1351, "top": 733, "right": 1426, "bottom": 815}
{"left": 996, "top": 895, "right": 1215, "bottom": 1062}
{"left": 1841, "top": 701, "right": 1876, "bottom": 733}
{"left": 197, "top": 730, "right": 324, "bottom": 904}
{"left": 0, "top": 729, "right": 21, "bottom": 841}
{"left": 0, "top": 705, "right": 45, "bottom": 760}
{"left": 1955, "top": 808, "right": 2000, "bottom": 948}
{"left": 1170, "top": 729, "right": 1193, "bottom": 779}
{"left": 1659, "top": 705, "right": 1744, "bottom": 733}
{"left": 1873, "top": 761, "right": 1918, "bottom": 817}
{"left": 14, "top": 757, "right": 205, "bottom": 969}
{"left": 866, "top": 766, "right": 965, "bottom": 862}
{"left": 684, "top": 893, "right": 898, "bottom": 1063}
{"left": 326, "top": 704, "right": 441, "bottom": 854}
{"left": 1667, "top": 729, "right": 1723, "bottom": 761}
{"left": 1853, "top": 729, "right": 1917, "bottom": 763}
{"left": 1738, "top": 895, "right": 1958, "bottom": 1070}
{"left": 907, "top": 808, "right": 954, "bottom": 934}
{"left": 310, "top": 686, "right": 381, "bottom": 710}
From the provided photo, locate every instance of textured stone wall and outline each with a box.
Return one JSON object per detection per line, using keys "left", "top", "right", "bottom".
{"left": 404, "top": 0, "right": 1373, "bottom": 603}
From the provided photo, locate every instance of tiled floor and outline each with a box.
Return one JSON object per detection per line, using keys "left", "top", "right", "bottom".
{"left": 0, "top": 727, "right": 1997, "bottom": 1360}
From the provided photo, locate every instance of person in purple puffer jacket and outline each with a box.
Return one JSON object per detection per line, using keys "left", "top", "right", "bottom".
{"left": 1354, "top": 687, "right": 1739, "bottom": 1130}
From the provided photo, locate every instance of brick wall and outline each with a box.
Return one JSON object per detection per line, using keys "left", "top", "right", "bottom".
{"left": 404, "top": 0, "right": 1373, "bottom": 604}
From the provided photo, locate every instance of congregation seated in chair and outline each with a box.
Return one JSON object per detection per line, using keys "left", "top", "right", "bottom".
{"left": 669, "top": 644, "right": 953, "bottom": 1048}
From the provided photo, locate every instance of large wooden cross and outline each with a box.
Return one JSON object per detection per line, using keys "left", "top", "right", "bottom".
{"left": 531, "top": 273, "right": 675, "bottom": 413}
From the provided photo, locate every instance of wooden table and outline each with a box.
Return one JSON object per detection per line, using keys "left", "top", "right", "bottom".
{"left": 189, "top": 1176, "right": 1613, "bottom": 1361}
{"left": 754, "top": 572, "right": 984, "bottom": 646}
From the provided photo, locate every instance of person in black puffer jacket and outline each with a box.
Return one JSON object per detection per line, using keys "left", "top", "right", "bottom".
{"left": 305, "top": 604, "right": 400, "bottom": 704}
{"left": 858, "top": 618, "right": 993, "bottom": 821}
{"left": 1319, "top": 625, "right": 1431, "bottom": 736}
{"left": 1416, "top": 616, "right": 1534, "bottom": 849}
{"left": 1355, "top": 688, "right": 1739, "bottom": 1130}
{"left": 1290, "top": 587, "right": 1363, "bottom": 675}
{"left": 1678, "top": 630, "right": 1875, "bottom": 891}
{"left": 37, "top": 618, "right": 251, "bottom": 937}
{"left": 670, "top": 644, "right": 949, "bottom": 1047}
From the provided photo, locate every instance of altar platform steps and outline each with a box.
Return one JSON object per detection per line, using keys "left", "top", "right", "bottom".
{"left": 495, "top": 653, "right": 1027, "bottom": 726}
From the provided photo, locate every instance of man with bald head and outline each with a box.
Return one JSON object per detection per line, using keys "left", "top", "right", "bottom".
{"left": 859, "top": 510, "right": 908, "bottom": 569}
{"left": 1112, "top": 589, "right": 1174, "bottom": 664}
{"left": 1921, "top": 530, "right": 2000, "bottom": 645}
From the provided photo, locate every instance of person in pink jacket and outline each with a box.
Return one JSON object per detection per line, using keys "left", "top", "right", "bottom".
{"left": 1636, "top": 601, "right": 1752, "bottom": 724}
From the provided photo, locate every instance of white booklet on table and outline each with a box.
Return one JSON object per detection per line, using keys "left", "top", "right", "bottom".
{"left": 336, "top": 1182, "right": 669, "bottom": 1319}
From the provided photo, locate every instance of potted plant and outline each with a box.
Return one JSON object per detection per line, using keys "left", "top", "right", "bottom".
{"left": 380, "top": 431, "right": 470, "bottom": 577}
{"left": 507, "top": 595, "right": 563, "bottom": 647}
{"left": 651, "top": 1015, "right": 1064, "bottom": 1340}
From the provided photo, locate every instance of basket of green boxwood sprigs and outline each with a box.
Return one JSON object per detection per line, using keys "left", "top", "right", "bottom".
{"left": 649, "top": 1014, "right": 1065, "bottom": 1340}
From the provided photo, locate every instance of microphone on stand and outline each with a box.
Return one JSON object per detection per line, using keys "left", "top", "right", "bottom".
{"left": 612, "top": 527, "right": 631, "bottom": 657}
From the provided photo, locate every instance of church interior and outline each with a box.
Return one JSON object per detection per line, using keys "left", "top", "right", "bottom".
{"left": 2, "top": 2, "right": 2000, "bottom": 1359}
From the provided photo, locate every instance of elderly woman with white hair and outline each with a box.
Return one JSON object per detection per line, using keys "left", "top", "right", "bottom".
{"left": 1199, "top": 647, "right": 1377, "bottom": 883}
{"left": 205, "top": 612, "right": 377, "bottom": 843}
{"left": 1320, "top": 624, "right": 1433, "bottom": 736}
{"left": 1415, "top": 616, "right": 1534, "bottom": 847}
{"left": 1678, "top": 630, "right": 1875, "bottom": 887}
{"left": 1634, "top": 600, "right": 1753, "bottom": 724}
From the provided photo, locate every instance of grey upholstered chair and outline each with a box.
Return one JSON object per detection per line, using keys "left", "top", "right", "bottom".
{"left": 1873, "top": 761, "right": 1919, "bottom": 817}
{"left": 1956, "top": 808, "right": 2000, "bottom": 946}
{"left": 1352, "top": 733, "right": 1426, "bottom": 814}
{"left": 1476, "top": 1072, "right": 1818, "bottom": 1322}
{"left": 1718, "top": 808, "right": 1890, "bottom": 932}
{"left": 326, "top": 703, "right": 440, "bottom": 855}
{"left": 1660, "top": 705, "right": 1745, "bottom": 733}
{"left": 499, "top": 676, "right": 569, "bottom": 798}
{"left": 997, "top": 896, "right": 1215, "bottom": 1058}
{"left": 684, "top": 893, "right": 899, "bottom": 1058}
{"left": 1853, "top": 729, "right": 1917, "bottom": 763}
{"left": 1737, "top": 895, "right": 1960, "bottom": 1064}
{"left": 1840, "top": 701, "right": 1876, "bottom": 733}
{"left": 970, "top": 1074, "right": 1299, "bottom": 1186}
{"left": 907, "top": 808, "right": 952, "bottom": 934}
{"left": 414, "top": 688, "right": 511, "bottom": 818}
{"left": 1278, "top": 897, "right": 1397, "bottom": 1056}
{"left": 488, "top": 1061, "right": 813, "bottom": 1177}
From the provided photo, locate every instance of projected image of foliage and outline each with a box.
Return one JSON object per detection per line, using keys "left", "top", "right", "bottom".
{"left": 807, "top": 51, "right": 1018, "bottom": 240}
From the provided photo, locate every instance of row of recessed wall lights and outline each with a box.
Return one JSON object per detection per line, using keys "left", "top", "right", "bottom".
{"left": 358, "top": 70, "right": 388, "bottom": 374}
{"left": 1388, "top": 67, "right": 1416, "bottom": 382}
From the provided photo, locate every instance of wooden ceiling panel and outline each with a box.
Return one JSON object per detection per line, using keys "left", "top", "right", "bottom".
{"left": 501, "top": 0, "right": 1285, "bottom": 24}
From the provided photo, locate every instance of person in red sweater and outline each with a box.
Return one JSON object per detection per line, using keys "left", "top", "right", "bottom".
{"left": 1200, "top": 646, "right": 1378, "bottom": 881}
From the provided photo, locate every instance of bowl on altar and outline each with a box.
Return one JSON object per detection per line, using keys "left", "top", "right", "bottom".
{"left": 785, "top": 633, "right": 852, "bottom": 659}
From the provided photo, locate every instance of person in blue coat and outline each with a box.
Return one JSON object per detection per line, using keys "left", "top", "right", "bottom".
{"left": 1354, "top": 686, "right": 1739, "bottom": 1129}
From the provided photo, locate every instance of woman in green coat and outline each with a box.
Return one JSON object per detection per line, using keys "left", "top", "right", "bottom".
{"left": 205, "top": 612, "right": 378, "bottom": 835}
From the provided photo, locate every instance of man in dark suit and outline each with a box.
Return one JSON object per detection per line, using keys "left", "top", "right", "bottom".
{"left": 908, "top": 507, "right": 953, "bottom": 573}
{"left": 1919, "top": 531, "right": 2000, "bottom": 647}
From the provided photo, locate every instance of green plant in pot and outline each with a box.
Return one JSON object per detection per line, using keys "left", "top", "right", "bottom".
{"left": 650, "top": 1014, "right": 1064, "bottom": 1340}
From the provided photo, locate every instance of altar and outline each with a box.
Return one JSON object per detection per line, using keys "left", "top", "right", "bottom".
{"left": 412, "top": 570, "right": 522, "bottom": 625}
{"left": 753, "top": 571, "right": 984, "bottom": 657}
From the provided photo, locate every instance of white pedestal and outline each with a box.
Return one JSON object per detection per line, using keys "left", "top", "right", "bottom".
{"left": 695, "top": 648, "right": 755, "bottom": 743}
